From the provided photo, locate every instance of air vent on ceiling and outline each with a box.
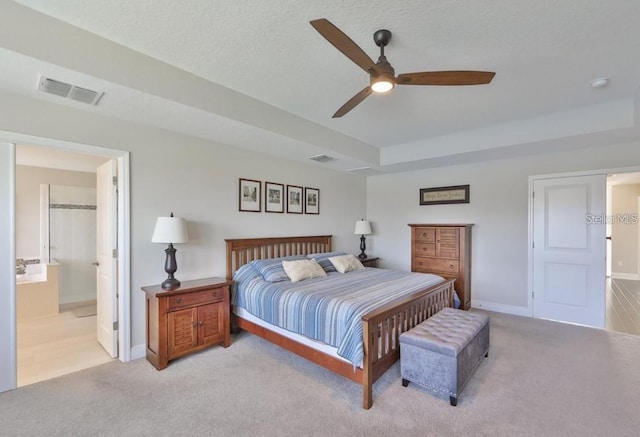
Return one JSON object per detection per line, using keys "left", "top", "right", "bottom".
{"left": 308, "top": 154, "right": 335, "bottom": 163}
{"left": 37, "top": 76, "right": 104, "bottom": 105}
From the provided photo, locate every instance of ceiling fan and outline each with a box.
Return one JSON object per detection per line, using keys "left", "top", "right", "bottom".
{"left": 310, "top": 18, "right": 496, "bottom": 118}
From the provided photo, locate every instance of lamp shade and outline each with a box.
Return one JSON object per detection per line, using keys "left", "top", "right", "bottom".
{"left": 151, "top": 215, "right": 189, "bottom": 244}
{"left": 354, "top": 219, "right": 372, "bottom": 236}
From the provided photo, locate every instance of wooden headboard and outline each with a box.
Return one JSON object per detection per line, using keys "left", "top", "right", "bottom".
{"left": 225, "top": 235, "right": 332, "bottom": 279}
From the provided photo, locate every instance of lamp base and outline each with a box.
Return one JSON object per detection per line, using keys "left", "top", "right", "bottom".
{"left": 161, "top": 277, "right": 181, "bottom": 290}
{"left": 358, "top": 235, "right": 367, "bottom": 260}
{"left": 161, "top": 243, "right": 180, "bottom": 290}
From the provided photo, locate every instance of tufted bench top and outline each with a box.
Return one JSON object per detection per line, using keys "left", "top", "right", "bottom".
{"left": 400, "top": 308, "right": 489, "bottom": 357}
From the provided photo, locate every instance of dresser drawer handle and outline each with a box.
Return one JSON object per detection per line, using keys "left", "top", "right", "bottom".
{"left": 450, "top": 264, "right": 455, "bottom": 269}
{"left": 211, "top": 291, "right": 217, "bottom": 298}
{"left": 176, "top": 297, "right": 183, "bottom": 304}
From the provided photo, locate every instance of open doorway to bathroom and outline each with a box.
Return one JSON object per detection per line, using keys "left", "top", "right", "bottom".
{"left": 606, "top": 173, "right": 640, "bottom": 336}
{"left": 15, "top": 144, "right": 113, "bottom": 386}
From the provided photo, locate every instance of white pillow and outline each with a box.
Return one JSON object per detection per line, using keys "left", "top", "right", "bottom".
{"left": 282, "top": 259, "right": 327, "bottom": 283}
{"left": 328, "top": 254, "right": 365, "bottom": 274}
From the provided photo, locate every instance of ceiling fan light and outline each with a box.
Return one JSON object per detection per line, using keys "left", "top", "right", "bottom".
{"left": 371, "top": 78, "right": 394, "bottom": 93}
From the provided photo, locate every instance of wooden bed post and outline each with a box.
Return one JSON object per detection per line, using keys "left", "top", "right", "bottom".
{"left": 362, "top": 321, "right": 374, "bottom": 409}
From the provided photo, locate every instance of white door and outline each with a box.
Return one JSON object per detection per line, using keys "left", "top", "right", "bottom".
{"left": 532, "top": 174, "right": 606, "bottom": 327}
{"left": 96, "top": 160, "right": 118, "bottom": 357}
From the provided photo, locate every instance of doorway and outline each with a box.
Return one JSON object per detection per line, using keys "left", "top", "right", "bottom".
{"left": 0, "top": 136, "right": 130, "bottom": 394}
{"left": 15, "top": 147, "right": 114, "bottom": 386}
{"left": 605, "top": 173, "right": 640, "bottom": 335}
{"left": 529, "top": 170, "right": 640, "bottom": 335}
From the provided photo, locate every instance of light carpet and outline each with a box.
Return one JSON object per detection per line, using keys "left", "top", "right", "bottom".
{"left": 1, "top": 311, "right": 639, "bottom": 436}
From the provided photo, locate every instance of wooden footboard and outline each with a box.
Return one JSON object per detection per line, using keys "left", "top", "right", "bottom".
{"left": 361, "top": 278, "right": 455, "bottom": 408}
{"left": 225, "top": 236, "right": 455, "bottom": 409}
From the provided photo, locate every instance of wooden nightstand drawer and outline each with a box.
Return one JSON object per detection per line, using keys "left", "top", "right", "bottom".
{"left": 360, "top": 257, "right": 379, "bottom": 268}
{"left": 168, "top": 288, "right": 223, "bottom": 310}
{"left": 414, "top": 258, "right": 459, "bottom": 274}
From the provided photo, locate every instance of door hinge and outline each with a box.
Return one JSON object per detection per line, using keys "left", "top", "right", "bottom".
{"left": 112, "top": 176, "right": 118, "bottom": 185}
{"left": 532, "top": 241, "right": 535, "bottom": 249}
{"left": 112, "top": 249, "right": 118, "bottom": 258}
{"left": 532, "top": 191, "right": 535, "bottom": 199}
{"left": 113, "top": 321, "right": 119, "bottom": 331}
{"left": 532, "top": 291, "right": 535, "bottom": 298}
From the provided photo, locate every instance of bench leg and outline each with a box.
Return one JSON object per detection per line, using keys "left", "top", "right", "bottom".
{"left": 450, "top": 396, "right": 457, "bottom": 406}
{"left": 402, "top": 379, "right": 409, "bottom": 387}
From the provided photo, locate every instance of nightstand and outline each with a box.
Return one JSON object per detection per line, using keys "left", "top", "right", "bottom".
{"left": 142, "top": 277, "right": 232, "bottom": 370}
{"left": 360, "top": 257, "right": 379, "bottom": 268}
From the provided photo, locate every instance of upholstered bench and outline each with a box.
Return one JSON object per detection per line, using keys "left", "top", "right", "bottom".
{"left": 400, "top": 307, "right": 489, "bottom": 406}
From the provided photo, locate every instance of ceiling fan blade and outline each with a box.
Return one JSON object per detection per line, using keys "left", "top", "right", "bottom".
{"left": 310, "top": 18, "right": 378, "bottom": 74}
{"left": 333, "top": 87, "right": 372, "bottom": 118}
{"left": 396, "top": 71, "right": 496, "bottom": 86}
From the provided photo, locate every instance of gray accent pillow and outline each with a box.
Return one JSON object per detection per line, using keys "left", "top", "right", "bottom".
{"left": 307, "top": 251, "right": 347, "bottom": 273}
{"left": 250, "top": 255, "right": 307, "bottom": 282}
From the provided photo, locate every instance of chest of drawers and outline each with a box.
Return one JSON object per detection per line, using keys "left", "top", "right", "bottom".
{"left": 409, "top": 224, "right": 473, "bottom": 310}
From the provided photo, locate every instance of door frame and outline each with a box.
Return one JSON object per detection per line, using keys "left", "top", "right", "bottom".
{"left": 528, "top": 166, "right": 640, "bottom": 319}
{"left": 0, "top": 131, "right": 131, "bottom": 392}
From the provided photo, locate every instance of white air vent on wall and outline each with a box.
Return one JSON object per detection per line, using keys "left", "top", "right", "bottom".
{"left": 37, "top": 76, "right": 104, "bottom": 105}
{"left": 308, "top": 154, "right": 335, "bottom": 163}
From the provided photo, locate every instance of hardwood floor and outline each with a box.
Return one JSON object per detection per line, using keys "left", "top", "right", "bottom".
{"left": 17, "top": 309, "right": 113, "bottom": 387}
{"left": 606, "top": 278, "right": 640, "bottom": 336}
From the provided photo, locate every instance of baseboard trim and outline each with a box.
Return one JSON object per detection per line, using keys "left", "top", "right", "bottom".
{"left": 610, "top": 272, "right": 640, "bottom": 280}
{"left": 472, "top": 300, "right": 531, "bottom": 317}
{"left": 130, "top": 344, "right": 146, "bottom": 361}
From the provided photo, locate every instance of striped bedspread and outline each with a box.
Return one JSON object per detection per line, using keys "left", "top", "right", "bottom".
{"left": 232, "top": 265, "right": 446, "bottom": 366}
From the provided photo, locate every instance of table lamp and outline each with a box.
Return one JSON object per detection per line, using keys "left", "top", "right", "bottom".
{"left": 152, "top": 212, "right": 189, "bottom": 289}
{"left": 354, "top": 219, "right": 373, "bottom": 260}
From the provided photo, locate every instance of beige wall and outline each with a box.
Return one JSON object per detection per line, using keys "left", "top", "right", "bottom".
{"left": 368, "top": 141, "right": 640, "bottom": 312}
{"left": 0, "top": 91, "right": 367, "bottom": 353}
{"left": 16, "top": 165, "right": 96, "bottom": 260}
{"left": 611, "top": 184, "right": 640, "bottom": 277}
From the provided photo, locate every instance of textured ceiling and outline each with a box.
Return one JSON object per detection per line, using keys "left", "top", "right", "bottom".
{"left": 2, "top": 0, "right": 640, "bottom": 172}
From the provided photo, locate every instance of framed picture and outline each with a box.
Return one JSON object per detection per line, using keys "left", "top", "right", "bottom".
{"left": 265, "top": 182, "right": 284, "bottom": 213}
{"left": 239, "top": 178, "right": 261, "bottom": 212}
{"left": 305, "top": 187, "right": 320, "bottom": 215}
{"left": 419, "top": 184, "right": 470, "bottom": 205}
{"left": 286, "top": 185, "right": 303, "bottom": 214}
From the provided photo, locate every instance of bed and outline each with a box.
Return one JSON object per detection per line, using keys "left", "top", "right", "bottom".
{"left": 225, "top": 235, "right": 455, "bottom": 409}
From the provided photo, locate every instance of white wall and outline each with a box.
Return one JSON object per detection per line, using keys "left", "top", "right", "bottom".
{"left": 49, "top": 185, "right": 98, "bottom": 304}
{"left": 0, "top": 92, "right": 367, "bottom": 353}
{"left": 16, "top": 165, "right": 96, "bottom": 259}
{"left": 368, "top": 141, "right": 640, "bottom": 313}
